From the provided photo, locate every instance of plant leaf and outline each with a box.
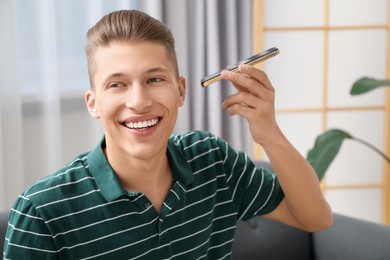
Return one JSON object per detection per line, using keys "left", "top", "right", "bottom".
{"left": 350, "top": 77, "right": 390, "bottom": 95}
{"left": 307, "top": 129, "right": 352, "bottom": 180}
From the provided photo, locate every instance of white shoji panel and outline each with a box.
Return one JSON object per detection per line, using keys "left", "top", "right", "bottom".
{"left": 329, "top": 0, "right": 389, "bottom": 26}
{"left": 260, "top": 0, "right": 389, "bottom": 224}
{"left": 326, "top": 188, "right": 383, "bottom": 223}
{"left": 264, "top": 0, "right": 324, "bottom": 27}
{"left": 264, "top": 31, "right": 324, "bottom": 109}
{"left": 326, "top": 110, "right": 385, "bottom": 185}
{"left": 276, "top": 112, "right": 323, "bottom": 157}
{"left": 327, "top": 29, "right": 387, "bottom": 107}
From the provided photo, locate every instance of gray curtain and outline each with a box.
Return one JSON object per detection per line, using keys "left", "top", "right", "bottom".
{"left": 140, "top": 0, "right": 254, "bottom": 155}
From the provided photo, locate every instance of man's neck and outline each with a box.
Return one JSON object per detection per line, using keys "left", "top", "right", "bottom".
{"left": 105, "top": 147, "right": 170, "bottom": 191}
{"left": 109, "top": 152, "right": 172, "bottom": 214}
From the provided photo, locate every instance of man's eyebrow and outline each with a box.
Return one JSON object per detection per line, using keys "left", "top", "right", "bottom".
{"left": 102, "top": 72, "right": 126, "bottom": 82}
{"left": 102, "top": 68, "right": 170, "bottom": 83}
{"left": 145, "top": 67, "right": 170, "bottom": 74}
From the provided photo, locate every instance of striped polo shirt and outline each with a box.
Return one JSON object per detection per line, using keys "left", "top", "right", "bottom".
{"left": 4, "top": 131, "right": 284, "bottom": 259}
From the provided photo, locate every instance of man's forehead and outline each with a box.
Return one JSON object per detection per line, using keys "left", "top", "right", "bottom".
{"left": 92, "top": 41, "right": 177, "bottom": 83}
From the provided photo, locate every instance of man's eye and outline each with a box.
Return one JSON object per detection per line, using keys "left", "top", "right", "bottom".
{"left": 147, "top": 77, "right": 163, "bottom": 84}
{"left": 108, "top": 82, "right": 125, "bottom": 88}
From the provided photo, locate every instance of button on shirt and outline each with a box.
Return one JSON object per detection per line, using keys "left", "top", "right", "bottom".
{"left": 4, "top": 131, "right": 284, "bottom": 259}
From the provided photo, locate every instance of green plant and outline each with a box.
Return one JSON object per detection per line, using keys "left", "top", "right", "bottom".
{"left": 307, "top": 77, "right": 390, "bottom": 180}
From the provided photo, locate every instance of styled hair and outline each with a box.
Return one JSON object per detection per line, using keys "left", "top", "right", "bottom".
{"left": 85, "top": 10, "right": 179, "bottom": 88}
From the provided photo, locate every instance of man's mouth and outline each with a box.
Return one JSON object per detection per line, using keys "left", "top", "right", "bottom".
{"left": 123, "top": 117, "right": 161, "bottom": 131}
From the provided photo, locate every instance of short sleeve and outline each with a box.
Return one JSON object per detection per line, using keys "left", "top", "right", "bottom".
{"left": 217, "top": 136, "right": 284, "bottom": 221}
{"left": 4, "top": 195, "right": 57, "bottom": 259}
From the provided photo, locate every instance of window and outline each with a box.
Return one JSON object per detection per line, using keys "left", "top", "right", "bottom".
{"left": 253, "top": 0, "right": 390, "bottom": 224}
{"left": 17, "top": 0, "right": 139, "bottom": 98}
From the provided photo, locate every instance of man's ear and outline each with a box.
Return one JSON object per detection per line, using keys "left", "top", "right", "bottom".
{"left": 85, "top": 90, "right": 100, "bottom": 119}
{"left": 178, "top": 76, "right": 186, "bottom": 107}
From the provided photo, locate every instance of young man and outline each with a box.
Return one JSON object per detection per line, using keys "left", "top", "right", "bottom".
{"left": 4, "top": 10, "right": 332, "bottom": 259}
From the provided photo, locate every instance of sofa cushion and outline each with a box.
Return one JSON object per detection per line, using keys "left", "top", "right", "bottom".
{"left": 313, "top": 214, "right": 390, "bottom": 260}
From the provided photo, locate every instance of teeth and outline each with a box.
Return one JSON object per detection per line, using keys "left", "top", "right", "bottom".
{"left": 125, "top": 118, "right": 159, "bottom": 129}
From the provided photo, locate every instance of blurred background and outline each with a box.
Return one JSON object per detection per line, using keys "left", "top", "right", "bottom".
{"left": 0, "top": 0, "right": 389, "bottom": 225}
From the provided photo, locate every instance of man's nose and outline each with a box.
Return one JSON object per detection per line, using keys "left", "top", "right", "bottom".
{"left": 125, "top": 83, "right": 152, "bottom": 112}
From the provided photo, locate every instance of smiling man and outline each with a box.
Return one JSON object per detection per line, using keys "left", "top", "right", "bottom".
{"left": 4, "top": 10, "right": 332, "bottom": 259}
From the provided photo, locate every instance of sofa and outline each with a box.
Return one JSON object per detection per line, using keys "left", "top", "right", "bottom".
{"left": 1, "top": 210, "right": 8, "bottom": 255}
{"left": 232, "top": 212, "right": 390, "bottom": 260}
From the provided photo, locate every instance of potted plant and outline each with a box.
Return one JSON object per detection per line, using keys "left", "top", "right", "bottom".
{"left": 307, "top": 77, "right": 390, "bottom": 180}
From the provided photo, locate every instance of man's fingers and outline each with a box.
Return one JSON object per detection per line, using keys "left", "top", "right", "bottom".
{"left": 220, "top": 64, "right": 274, "bottom": 98}
{"left": 238, "top": 64, "right": 274, "bottom": 90}
{"left": 222, "top": 92, "right": 257, "bottom": 110}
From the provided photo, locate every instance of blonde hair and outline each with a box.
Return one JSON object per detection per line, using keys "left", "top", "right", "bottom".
{"left": 85, "top": 10, "right": 179, "bottom": 88}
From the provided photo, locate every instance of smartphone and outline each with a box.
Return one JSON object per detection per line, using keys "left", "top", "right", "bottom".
{"left": 200, "top": 47, "right": 280, "bottom": 87}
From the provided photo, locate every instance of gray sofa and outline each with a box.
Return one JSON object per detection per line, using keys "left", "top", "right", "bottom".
{"left": 1, "top": 210, "right": 9, "bottom": 255}
{"left": 232, "top": 212, "right": 390, "bottom": 260}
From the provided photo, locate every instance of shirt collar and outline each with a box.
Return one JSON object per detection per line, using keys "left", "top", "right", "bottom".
{"left": 167, "top": 138, "right": 194, "bottom": 187}
{"left": 87, "top": 138, "right": 127, "bottom": 201}
{"left": 87, "top": 136, "right": 194, "bottom": 201}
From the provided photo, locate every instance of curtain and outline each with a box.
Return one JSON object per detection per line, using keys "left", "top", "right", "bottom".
{"left": 162, "top": 0, "right": 254, "bottom": 154}
{"left": 0, "top": 0, "right": 253, "bottom": 211}
{"left": 0, "top": 0, "right": 24, "bottom": 211}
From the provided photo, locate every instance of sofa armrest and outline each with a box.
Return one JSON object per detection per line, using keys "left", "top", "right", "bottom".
{"left": 232, "top": 216, "right": 313, "bottom": 260}
{"left": 313, "top": 213, "right": 390, "bottom": 260}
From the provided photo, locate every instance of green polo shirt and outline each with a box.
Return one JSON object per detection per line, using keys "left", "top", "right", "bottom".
{"left": 4, "top": 131, "right": 284, "bottom": 259}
